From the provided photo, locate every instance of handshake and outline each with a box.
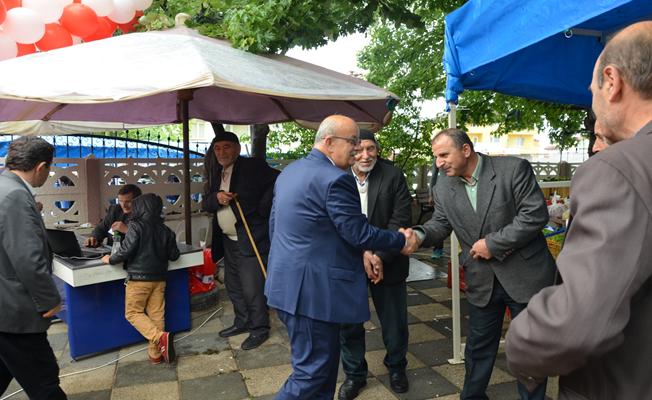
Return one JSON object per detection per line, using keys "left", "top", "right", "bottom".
{"left": 399, "top": 227, "right": 421, "bottom": 255}
{"left": 363, "top": 227, "right": 422, "bottom": 284}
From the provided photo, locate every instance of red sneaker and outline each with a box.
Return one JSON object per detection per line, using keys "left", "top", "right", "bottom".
{"left": 158, "top": 332, "right": 176, "bottom": 363}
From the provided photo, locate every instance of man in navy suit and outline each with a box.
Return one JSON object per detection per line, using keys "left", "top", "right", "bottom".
{"left": 265, "top": 115, "right": 416, "bottom": 400}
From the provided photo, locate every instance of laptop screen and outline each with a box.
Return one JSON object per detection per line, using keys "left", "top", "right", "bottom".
{"left": 46, "top": 229, "right": 84, "bottom": 258}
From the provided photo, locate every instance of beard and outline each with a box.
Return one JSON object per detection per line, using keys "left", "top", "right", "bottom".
{"left": 355, "top": 158, "right": 377, "bottom": 173}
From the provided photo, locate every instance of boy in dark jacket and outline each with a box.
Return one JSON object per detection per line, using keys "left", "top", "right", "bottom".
{"left": 102, "top": 193, "right": 180, "bottom": 364}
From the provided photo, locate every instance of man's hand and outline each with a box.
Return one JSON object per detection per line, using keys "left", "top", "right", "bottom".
{"left": 111, "top": 221, "right": 129, "bottom": 234}
{"left": 363, "top": 251, "right": 384, "bottom": 284}
{"left": 399, "top": 228, "right": 421, "bottom": 255}
{"left": 42, "top": 303, "right": 62, "bottom": 318}
{"left": 101, "top": 255, "right": 110, "bottom": 264}
{"left": 470, "top": 238, "right": 492, "bottom": 260}
{"left": 85, "top": 236, "right": 99, "bottom": 247}
{"left": 217, "top": 191, "right": 235, "bottom": 206}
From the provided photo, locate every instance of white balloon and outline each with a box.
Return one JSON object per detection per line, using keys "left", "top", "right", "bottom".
{"left": 107, "top": 0, "right": 135, "bottom": 24}
{"left": 82, "top": 0, "right": 114, "bottom": 17}
{"left": 133, "top": 0, "right": 152, "bottom": 11}
{"left": 22, "top": 0, "right": 65, "bottom": 23}
{"left": 2, "top": 8, "right": 46, "bottom": 44}
{"left": 0, "top": 32, "right": 18, "bottom": 61}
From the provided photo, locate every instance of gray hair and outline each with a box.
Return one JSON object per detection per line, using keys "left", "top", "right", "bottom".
{"left": 598, "top": 27, "right": 652, "bottom": 99}
{"left": 432, "top": 128, "right": 475, "bottom": 151}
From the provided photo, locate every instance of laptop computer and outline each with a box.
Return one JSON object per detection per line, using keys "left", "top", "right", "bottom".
{"left": 46, "top": 229, "right": 111, "bottom": 258}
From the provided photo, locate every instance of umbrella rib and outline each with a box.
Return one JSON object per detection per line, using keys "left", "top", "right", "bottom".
{"left": 42, "top": 104, "right": 68, "bottom": 121}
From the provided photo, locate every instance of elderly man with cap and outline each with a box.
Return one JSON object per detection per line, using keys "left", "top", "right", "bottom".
{"left": 202, "top": 130, "right": 279, "bottom": 350}
{"left": 338, "top": 130, "right": 413, "bottom": 399}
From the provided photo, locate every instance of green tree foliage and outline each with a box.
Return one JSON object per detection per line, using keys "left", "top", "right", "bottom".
{"left": 138, "top": 0, "right": 589, "bottom": 168}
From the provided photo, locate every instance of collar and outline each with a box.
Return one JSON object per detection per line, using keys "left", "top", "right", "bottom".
{"left": 460, "top": 154, "right": 483, "bottom": 186}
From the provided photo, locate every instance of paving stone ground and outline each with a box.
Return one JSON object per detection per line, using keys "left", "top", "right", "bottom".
{"left": 1, "top": 248, "right": 558, "bottom": 400}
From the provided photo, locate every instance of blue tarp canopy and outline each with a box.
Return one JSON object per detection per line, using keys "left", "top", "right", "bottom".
{"left": 444, "top": 0, "right": 652, "bottom": 107}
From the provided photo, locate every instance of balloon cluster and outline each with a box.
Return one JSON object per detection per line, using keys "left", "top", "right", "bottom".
{"left": 0, "top": 0, "right": 151, "bottom": 60}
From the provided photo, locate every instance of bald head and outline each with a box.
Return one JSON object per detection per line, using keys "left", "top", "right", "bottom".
{"left": 314, "top": 115, "right": 361, "bottom": 169}
{"left": 597, "top": 21, "right": 652, "bottom": 98}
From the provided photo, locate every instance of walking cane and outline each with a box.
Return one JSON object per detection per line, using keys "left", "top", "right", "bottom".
{"left": 231, "top": 193, "right": 267, "bottom": 279}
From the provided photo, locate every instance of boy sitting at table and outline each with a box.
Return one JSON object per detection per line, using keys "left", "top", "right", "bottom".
{"left": 102, "top": 193, "right": 180, "bottom": 364}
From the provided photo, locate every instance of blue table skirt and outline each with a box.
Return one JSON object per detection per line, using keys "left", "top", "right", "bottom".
{"left": 55, "top": 269, "right": 190, "bottom": 360}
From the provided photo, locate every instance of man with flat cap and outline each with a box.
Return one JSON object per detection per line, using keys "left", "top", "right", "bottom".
{"left": 338, "top": 130, "right": 413, "bottom": 399}
{"left": 203, "top": 131, "right": 279, "bottom": 350}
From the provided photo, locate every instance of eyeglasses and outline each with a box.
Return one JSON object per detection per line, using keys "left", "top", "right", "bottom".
{"left": 329, "top": 136, "right": 360, "bottom": 146}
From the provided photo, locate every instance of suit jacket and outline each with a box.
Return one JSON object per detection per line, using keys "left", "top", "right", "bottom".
{"left": 0, "top": 170, "right": 60, "bottom": 333}
{"left": 203, "top": 156, "right": 279, "bottom": 261}
{"left": 505, "top": 121, "right": 652, "bottom": 400}
{"left": 419, "top": 154, "right": 556, "bottom": 307}
{"left": 353, "top": 159, "right": 412, "bottom": 285}
{"left": 265, "top": 149, "right": 406, "bottom": 324}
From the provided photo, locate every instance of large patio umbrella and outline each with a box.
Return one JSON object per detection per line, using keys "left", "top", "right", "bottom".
{"left": 0, "top": 21, "right": 398, "bottom": 243}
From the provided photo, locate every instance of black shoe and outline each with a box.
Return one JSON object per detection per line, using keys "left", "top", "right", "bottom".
{"left": 241, "top": 332, "right": 269, "bottom": 350}
{"left": 338, "top": 378, "right": 366, "bottom": 400}
{"left": 389, "top": 371, "right": 409, "bottom": 393}
{"left": 219, "top": 325, "right": 247, "bottom": 338}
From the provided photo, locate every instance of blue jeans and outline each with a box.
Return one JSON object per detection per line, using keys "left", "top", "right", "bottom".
{"left": 461, "top": 278, "right": 547, "bottom": 400}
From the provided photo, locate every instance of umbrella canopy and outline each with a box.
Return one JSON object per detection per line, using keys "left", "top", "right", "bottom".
{"left": 0, "top": 26, "right": 398, "bottom": 133}
{"left": 444, "top": 0, "right": 652, "bottom": 107}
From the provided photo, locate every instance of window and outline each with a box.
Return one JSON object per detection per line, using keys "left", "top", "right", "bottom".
{"left": 515, "top": 137, "right": 525, "bottom": 147}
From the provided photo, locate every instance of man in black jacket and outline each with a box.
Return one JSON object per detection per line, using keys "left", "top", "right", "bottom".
{"left": 202, "top": 131, "right": 279, "bottom": 350}
{"left": 85, "top": 184, "right": 142, "bottom": 247}
{"left": 0, "top": 137, "right": 67, "bottom": 399}
{"left": 338, "top": 130, "right": 413, "bottom": 399}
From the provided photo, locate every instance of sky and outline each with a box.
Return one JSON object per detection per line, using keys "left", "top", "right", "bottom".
{"left": 287, "top": 33, "right": 445, "bottom": 118}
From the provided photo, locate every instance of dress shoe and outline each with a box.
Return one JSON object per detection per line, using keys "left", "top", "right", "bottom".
{"left": 219, "top": 325, "right": 247, "bottom": 338}
{"left": 338, "top": 378, "right": 366, "bottom": 400}
{"left": 241, "top": 332, "right": 269, "bottom": 350}
{"left": 389, "top": 371, "right": 409, "bottom": 393}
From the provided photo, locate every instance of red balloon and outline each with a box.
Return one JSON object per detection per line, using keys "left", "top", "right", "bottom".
{"left": 83, "top": 16, "right": 114, "bottom": 42}
{"left": 16, "top": 42, "right": 36, "bottom": 56}
{"left": 0, "top": 1, "right": 6, "bottom": 25}
{"left": 60, "top": 3, "right": 99, "bottom": 38}
{"left": 36, "top": 23, "right": 73, "bottom": 51}
{"left": 3, "top": 0, "right": 20, "bottom": 10}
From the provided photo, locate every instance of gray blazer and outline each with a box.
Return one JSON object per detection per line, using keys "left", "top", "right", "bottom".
{"left": 505, "top": 121, "right": 652, "bottom": 400}
{"left": 0, "top": 170, "right": 60, "bottom": 333}
{"left": 418, "top": 154, "right": 556, "bottom": 307}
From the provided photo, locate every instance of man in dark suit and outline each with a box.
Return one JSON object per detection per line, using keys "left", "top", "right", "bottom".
{"left": 506, "top": 21, "right": 652, "bottom": 400}
{"left": 0, "top": 137, "right": 67, "bottom": 400}
{"left": 404, "top": 128, "right": 555, "bottom": 400}
{"left": 85, "top": 184, "right": 142, "bottom": 247}
{"left": 203, "top": 131, "right": 279, "bottom": 350}
{"left": 338, "top": 130, "right": 413, "bottom": 399}
{"left": 265, "top": 115, "right": 416, "bottom": 400}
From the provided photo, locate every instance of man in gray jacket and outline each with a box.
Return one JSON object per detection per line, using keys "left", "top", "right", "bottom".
{"left": 0, "top": 137, "right": 66, "bottom": 399}
{"left": 506, "top": 21, "right": 652, "bottom": 400}
{"left": 405, "top": 128, "right": 555, "bottom": 400}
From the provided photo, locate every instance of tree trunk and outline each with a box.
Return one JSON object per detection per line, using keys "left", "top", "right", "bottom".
{"left": 250, "top": 124, "right": 269, "bottom": 159}
{"left": 584, "top": 111, "right": 597, "bottom": 158}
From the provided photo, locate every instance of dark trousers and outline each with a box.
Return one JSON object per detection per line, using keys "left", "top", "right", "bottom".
{"left": 223, "top": 237, "right": 269, "bottom": 335}
{"left": 275, "top": 310, "right": 340, "bottom": 400}
{"left": 340, "top": 281, "right": 408, "bottom": 381}
{"left": 0, "top": 331, "right": 67, "bottom": 400}
{"left": 462, "top": 278, "right": 547, "bottom": 400}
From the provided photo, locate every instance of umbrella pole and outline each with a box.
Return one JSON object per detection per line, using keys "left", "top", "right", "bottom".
{"left": 447, "top": 102, "right": 464, "bottom": 365}
{"left": 179, "top": 90, "right": 194, "bottom": 245}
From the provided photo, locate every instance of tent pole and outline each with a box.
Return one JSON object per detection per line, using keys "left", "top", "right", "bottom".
{"left": 178, "top": 90, "right": 194, "bottom": 245}
{"left": 447, "top": 102, "right": 464, "bottom": 365}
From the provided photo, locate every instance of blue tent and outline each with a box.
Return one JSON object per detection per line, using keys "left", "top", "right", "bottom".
{"left": 444, "top": 0, "right": 652, "bottom": 107}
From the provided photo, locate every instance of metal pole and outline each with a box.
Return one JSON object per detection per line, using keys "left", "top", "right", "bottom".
{"left": 447, "top": 102, "right": 464, "bottom": 365}
{"left": 178, "top": 90, "right": 194, "bottom": 245}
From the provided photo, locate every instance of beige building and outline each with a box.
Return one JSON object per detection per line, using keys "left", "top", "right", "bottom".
{"left": 466, "top": 125, "right": 540, "bottom": 156}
